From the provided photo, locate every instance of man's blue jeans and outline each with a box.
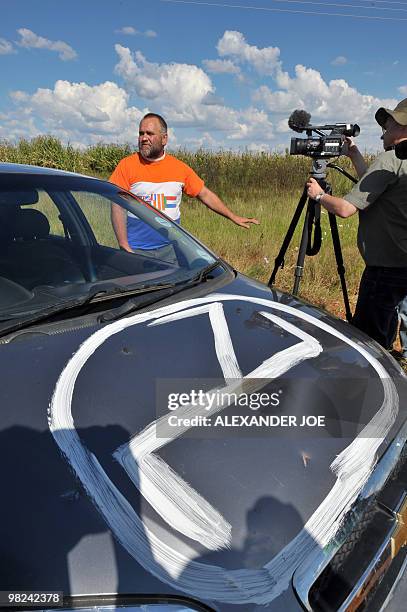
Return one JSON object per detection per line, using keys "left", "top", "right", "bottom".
{"left": 352, "top": 266, "right": 407, "bottom": 349}
{"left": 398, "top": 295, "right": 407, "bottom": 357}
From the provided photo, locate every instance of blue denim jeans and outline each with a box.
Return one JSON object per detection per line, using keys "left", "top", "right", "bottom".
{"left": 352, "top": 266, "right": 407, "bottom": 349}
{"left": 398, "top": 295, "right": 407, "bottom": 357}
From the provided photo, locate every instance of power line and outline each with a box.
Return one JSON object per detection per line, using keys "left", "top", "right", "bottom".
{"left": 356, "top": 0, "right": 407, "bottom": 5}
{"left": 168, "top": 0, "right": 407, "bottom": 13}
{"left": 160, "top": 0, "right": 407, "bottom": 20}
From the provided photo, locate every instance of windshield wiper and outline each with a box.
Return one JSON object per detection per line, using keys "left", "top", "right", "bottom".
{"left": 183, "top": 260, "right": 225, "bottom": 287}
{"left": 99, "top": 260, "right": 225, "bottom": 324}
{"left": 0, "top": 283, "right": 176, "bottom": 338}
{"left": 99, "top": 286, "right": 178, "bottom": 322}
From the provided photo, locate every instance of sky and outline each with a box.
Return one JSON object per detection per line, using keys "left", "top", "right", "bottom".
{"left": 0, "top": 0, "right": 406, "bottom": 152}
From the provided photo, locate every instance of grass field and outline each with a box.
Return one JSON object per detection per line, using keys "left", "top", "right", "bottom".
{"left": 0, "top": 136, "right": 375, "bottom": 318}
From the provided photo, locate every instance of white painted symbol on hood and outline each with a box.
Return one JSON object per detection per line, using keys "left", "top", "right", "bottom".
{"left": 49, "top": 294, "right": 398, "bottom": 605}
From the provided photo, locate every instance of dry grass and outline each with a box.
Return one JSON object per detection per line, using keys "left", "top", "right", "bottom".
{"left": 182, "top": 189, "right": 363, "bottom": 316}
{"left": 0, "top": 137, "right": 374, "bottom": 318}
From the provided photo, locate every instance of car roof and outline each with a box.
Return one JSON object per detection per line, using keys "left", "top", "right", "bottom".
{"left": 0, "top": 161, "right": 96, "bottom": 180}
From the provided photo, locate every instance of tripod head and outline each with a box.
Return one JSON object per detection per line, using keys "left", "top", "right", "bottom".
{"left": 310, "top": 158, "right": 328, "bottom": 180}
{"left": 309, "top": 159, "right": 330, "bottom": 192}
{"left": 309, "top": 157, "right": 358, "bottom": 191}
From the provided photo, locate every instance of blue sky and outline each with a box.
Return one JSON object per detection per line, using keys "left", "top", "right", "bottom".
{"left": 1, "top": 0, "right": 406, "bottom": 151}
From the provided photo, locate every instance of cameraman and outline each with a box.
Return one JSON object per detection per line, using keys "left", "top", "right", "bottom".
{"left": 306, "top": 98, "right": 407, "bottom": 350}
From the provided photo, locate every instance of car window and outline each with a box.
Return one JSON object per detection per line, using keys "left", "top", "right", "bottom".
{"left": 30, "top": 189, "right": 66, "bottom": 237}
{"left": 72, "top": 191, "right": 117, "bottom": 248}
{"left": 0, "top": 176, "right": 219, "bottom": 320}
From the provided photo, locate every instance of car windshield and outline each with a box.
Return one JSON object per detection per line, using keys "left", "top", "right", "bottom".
{"left": 0, "top": 172, "right": 218, "bottom": 320}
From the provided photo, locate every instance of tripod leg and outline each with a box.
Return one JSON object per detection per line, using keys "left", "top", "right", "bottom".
{"left": 268, "top": 186, "right": 308, "bottom": 287}
{"left": 293, "top": 200, "right": 316, "bottom": 295}
{"left": 328, "top": 212, "right": 353, "bottom": 322}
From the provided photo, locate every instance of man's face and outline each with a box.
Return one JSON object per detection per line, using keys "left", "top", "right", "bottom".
{"left": 138, "top": 117, "right": 168, "bottom": 160}
{"left": 381, "top": 116, "right": 407, "bottom": 150}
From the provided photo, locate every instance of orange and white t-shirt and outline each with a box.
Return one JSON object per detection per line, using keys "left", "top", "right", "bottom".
{"left": 109, "top": 152, "right": 204, "bottom": 222}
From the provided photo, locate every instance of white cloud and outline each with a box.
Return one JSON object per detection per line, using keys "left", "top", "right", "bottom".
{"left": 182, "top": 132, "right": 220, "bottom": 149}
{"left": 245, "top": 142, "right": 272, "bottom": 153}
{"left": 398, "top": 85, "right": 407, "bottom": 95}
{"left": 202, "top": 59, "right": 241, "bottom": 76}
{"left": 116, "top": 26, "right": 137, "bottom": 35}
{"left": 0, "top": 38, "right": 15, "bottom": 55}
{"left": 2, "top": 61, "right": 273, "bottom": 148}
{"left": 201, "top": 92, "right": 225, "bottom": 106}
{"left": 210, "top": 31, "right": 396, "bottom": 147}
{"left": 253, "top": 85, "right": 301, "bottom": 114}
{"left": 253, "top": 63, "right": 333, "bottom": 115}
{"left": 9, "top": 90, "right": 29, "bottom": 102}
{"left": 225, "top": 107, "right": 274, "bottom": 141}
{"left": 114, "top": 44, "right": 213, "bottom": 109}
{"left": 16, "top": 28, "right": 77, "bottom": 61}
{"left": 217, "top": 30, "right": 281, "bottom": 76}
{"left": 115, "top": 26, "right": 157, "bottom": 37}
{"left": 5, "top": 80, "right": 145, "bottom": 144}
{"left": 0, "top": 113, "right": 41, "bottom": 142}
{"left": 1, "top": 29, "right": 394, "bottom": 152}
{"left": 331, "top": 55, "right": 347, "bottom": 66}
{"left": 253, "top": 62, "right": 399, "bottom": 150}
{"left": 275, "top": 118, "right": 291, "bottom": 134}
{"left": 253, "top": 63, "right": 397, "bottom": 126}
{"left": 114, "top": 45, "right": 274, "bottom": 143}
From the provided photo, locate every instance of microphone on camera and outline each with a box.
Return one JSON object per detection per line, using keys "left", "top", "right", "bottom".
{"left": 395, "top": 140, "right": 407, "bottom": 160}
{"left": 288, "top": 109, "right": 312, "bottom": 133}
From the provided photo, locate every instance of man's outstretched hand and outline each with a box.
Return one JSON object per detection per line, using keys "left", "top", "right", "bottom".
{"left": 232, "top": 215, "right": 260, "bottom": 229}
{"left": 197, "top": 186, "right": 259, "bottom": 228}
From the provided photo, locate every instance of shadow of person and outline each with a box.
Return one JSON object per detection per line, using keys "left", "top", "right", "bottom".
{"left": 245, "top": 496, "right": 305, "bottom": 567}
{"left": 0, "top": 424, "right": 132, "bottom": 593}
{"left": 173, "top": 495, "right": 314, "bottom": 611}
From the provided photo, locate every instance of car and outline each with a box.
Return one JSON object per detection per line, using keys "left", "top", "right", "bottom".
{"left": 0, "top": 161, "right": 406, "bottom": 612}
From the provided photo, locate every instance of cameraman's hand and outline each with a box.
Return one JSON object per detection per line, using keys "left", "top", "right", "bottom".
{"left": 342, "top": 136, "right": 368, "bottom": 178}
{"left": 306, "top": 177, "right": 324, "bottom": 200}
{"left": 342, "top": 136, "right": 358, "bottom": 158}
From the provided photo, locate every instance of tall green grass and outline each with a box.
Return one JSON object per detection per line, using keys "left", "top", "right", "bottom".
{"left": 0, "top": 136, "right": 374, "bottom": 317}
{"left": 0, "top": 136, "right": 133, "bottom": 175}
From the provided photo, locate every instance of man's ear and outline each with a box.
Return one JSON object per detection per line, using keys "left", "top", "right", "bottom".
{"left": 162, "top": 132, "right": 168, "bottom": 146}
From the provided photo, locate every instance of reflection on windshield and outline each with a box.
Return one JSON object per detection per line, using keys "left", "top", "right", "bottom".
{"left": 0, "top": 178, "right": 217, "bottom": 319}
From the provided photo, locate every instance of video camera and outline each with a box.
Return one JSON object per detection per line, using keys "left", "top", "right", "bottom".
{"left": 288, "top": 109, "right": 360, "bottom": 158}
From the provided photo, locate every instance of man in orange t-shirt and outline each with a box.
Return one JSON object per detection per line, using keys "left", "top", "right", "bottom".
{"left": 109, "top": 113, "right": 259, "bottom": 252}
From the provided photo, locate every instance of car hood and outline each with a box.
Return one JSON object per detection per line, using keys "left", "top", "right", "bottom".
{"left": 1, "top": 274, "right": 406, "bottom": 610}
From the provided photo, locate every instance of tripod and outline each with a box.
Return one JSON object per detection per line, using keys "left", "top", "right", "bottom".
{"left": 268, "top": 159, "right": 356, "bottom": 323}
